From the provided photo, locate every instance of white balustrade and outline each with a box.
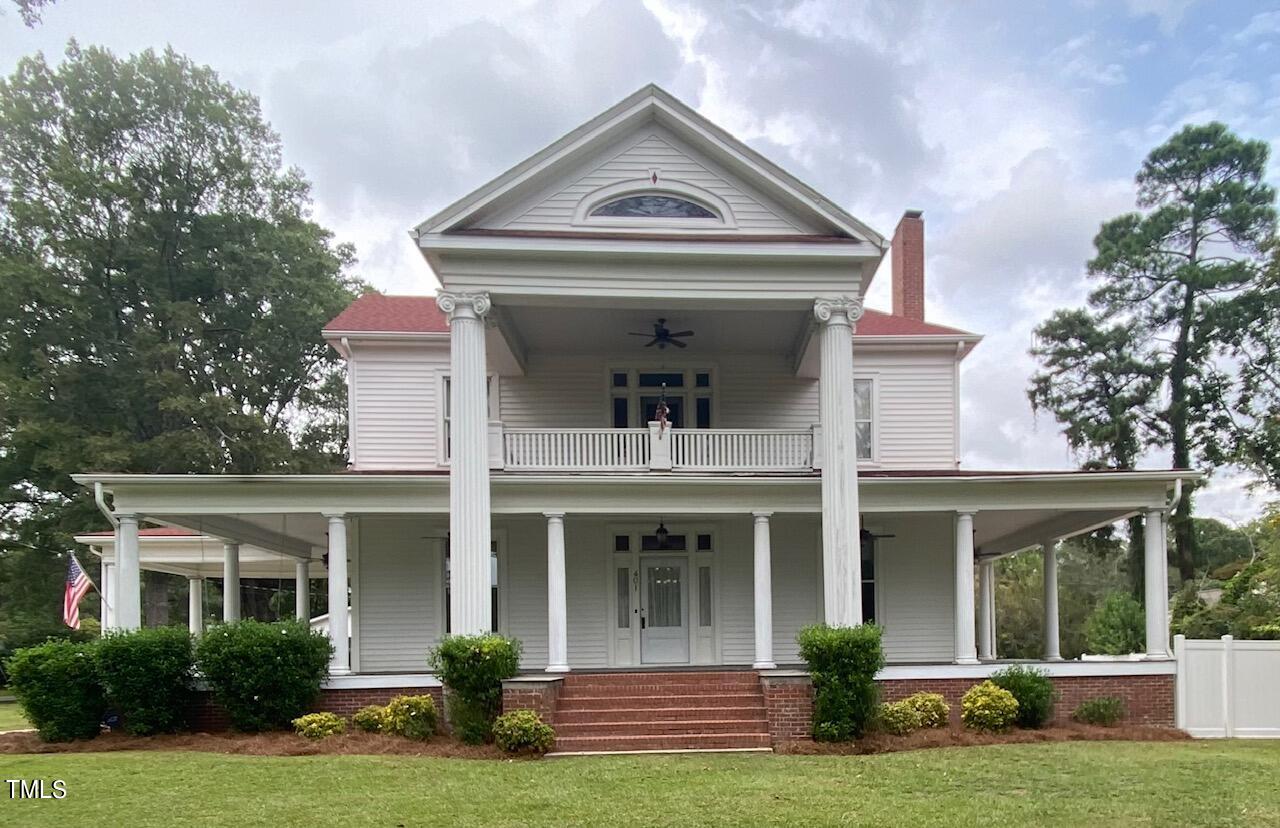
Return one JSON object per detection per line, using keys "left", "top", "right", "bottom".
{"left": 671, "top": 429, "right": 813, "bottom": 471}
{"left": 504, "top": 428, "right": 650, "bottom": 471}
{"left": 503, "top": 427, "right": 815, "bottom": 472}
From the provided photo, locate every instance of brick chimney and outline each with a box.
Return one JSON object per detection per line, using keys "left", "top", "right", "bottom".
{"left": 891, "top": 209, "right": 925, "bottom": 321}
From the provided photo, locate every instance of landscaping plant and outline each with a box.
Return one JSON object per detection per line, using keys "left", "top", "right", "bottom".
{"left": 797, "top": 624, "right": 885, "bottom": 741}
{"left": 901, "top": 692, "right": 950, "bottom": 729}
{"left": 990, "top": 665, "right": 1056, "bottom": 729}
{"left": 960, "top": 681, "right": 1019, "bottom": 733}
{"left": 352, "top": 704, "right": 386, "bottom": 733}
{"left": 382, "top": 695, "right": 438, "bottom": 741}
{"left": 96, "top": 626, "right": 195, "bottom": 735}
{"left": 292, "top": 712, "right": 346, "bottom": 739}
{"left": 195, "top": 619, "right": 332, "bottom": 732}
{"left": 493, "top": 709, "right": 556, "bottom": 754}
{"left": 428, "top": 634, "right": 521, "bottom": 744}
{"left": 1073, "top": 696, "right": 1126, "bottom": 727}
{"left": 5, "top": 640, "right": 105, "bottom": 742}
{"left": 876, "top": 701, "right": 922, "bottom": 736}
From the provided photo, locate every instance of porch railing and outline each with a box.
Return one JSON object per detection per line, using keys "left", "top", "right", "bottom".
{"left": 499, "top": 424, "right": 816, "bottom": 472}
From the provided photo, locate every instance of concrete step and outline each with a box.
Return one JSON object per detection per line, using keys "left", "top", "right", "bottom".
{"left": 554, "top": 732, "right": 773, "bottom": 753}
{"left": 556, "top": 718, "right": 768, "bottom": 737}
{"left": 557, "top": 692, "right": 765, "bottom": 710}
{"left": 556, "top": 705, "right": 766, "bottom": 724}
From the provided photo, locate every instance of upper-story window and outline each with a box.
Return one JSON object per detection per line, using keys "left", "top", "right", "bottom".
{"left": 854, "top": 378, "right": 874, "bottom": 461}
{"left": 591, "top": 194, "right": 717, "bottom": 219}
{"left": 441, "top": 374, "right": 499, "bottom": 462}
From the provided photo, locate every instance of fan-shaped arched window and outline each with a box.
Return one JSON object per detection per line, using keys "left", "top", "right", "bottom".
{"left": 590, "top": 194, "right": 717, "bottom": 219}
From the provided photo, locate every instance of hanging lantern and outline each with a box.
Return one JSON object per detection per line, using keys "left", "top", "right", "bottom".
{"left": 654, "top": 519, "right": 669, "bottom": 548}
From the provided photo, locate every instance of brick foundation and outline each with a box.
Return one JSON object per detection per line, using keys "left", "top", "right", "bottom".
{"left": 187, "top": 685, "right": 444, "bottom": 732}
{"left": 760, "top": 672, "right": 815, "bottom": 745}
{"left": 501, "top": 677, "right": 564, "bottom": 724}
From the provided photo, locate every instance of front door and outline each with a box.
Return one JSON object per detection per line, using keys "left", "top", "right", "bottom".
{"left": 640, "top": 556, "right": 689, "bottom": 664}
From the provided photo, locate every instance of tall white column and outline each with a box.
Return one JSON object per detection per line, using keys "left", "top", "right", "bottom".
{"left": 295, "top": 559, "right": 311, "bottom": 621}
{"left": 222, "top": 542, "right": 241, "bottom": 622}
{"left": 954, "top": 510, "right": 978, "bottom": 664}
{"left": 814, "top": 297, "right": 864, "bottom": 627}
{"left": 101, "top": 561, "right": 117, "bottom": 631}
{"left": 188, "top": 578, "right": 204, "bottom": 635}
{"left": 116, "top": 514, "right": 141, "bottom": 630}
{"left": 1144, "top": 509, "right": 1170, "bottom": 658}
{"left": 752, "top": 511, "right": 776, "bottom": 669}
{"left": 1042, "top": 539, "right": 1062, "bottom": 661}
{"left": 977, "top": 558, "right": 995, "bottom": 660}
{"left": 325, "top": 514, "right": 351, "bottom": 674}
{"left": 437, "top": 291, "right": 494, "bottom": 635}
{"left": 545, "top": 512, "right": 569, "bottom": 673}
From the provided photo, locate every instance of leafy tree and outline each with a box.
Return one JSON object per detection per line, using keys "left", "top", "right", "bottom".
{"left": 1085, "top": 592, "right": 1146, "bottom": 655}
{"left": 1172, "top": 505, "right": 1280, "bottom": 639}
{"left": 0, "top": 44, "right": 362, "bottom": 643}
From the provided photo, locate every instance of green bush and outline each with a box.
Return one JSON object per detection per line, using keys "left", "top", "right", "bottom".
{"left": 5, "top": 640, "right": 105, "bottom": 742}
{"left": 990, "top": 665, "right": 1055, "bottom": 729}
{"left": 1072, "top": 696, "right": 1126, "bottom": 727}
{"left": 427, "top": 634, "right": 521, "bottom": 744}
{"left": 96, "top": 627, "right": 194, "bottom": 735}
{"left": 901, "top": 692, "right": 950, "bottom": 729}
{"left": 382, "top": 695, "right": 438, "bottom": 741}
{"left": 292, "top": 712, "right": 345, "bottom": 739}
{"left": 1086, "top": 592, "right": 1146, "bottom": 655}
{"left": 194, "top": 619, "right": 332, "bottom": 732}
{"left": 797, "top": 624, "right": 885, "bottom": 741}
{"left": 352, "top": 704, "right": 386, "bottom": 733}
{"left": 876, "top": 701, "right": 922, "bottom": 736}
{"left": 960, "top": 681, "right": 1018, "bottom": 733}
{"left": 492, "top": 709, "right": 556, "bottom": 754}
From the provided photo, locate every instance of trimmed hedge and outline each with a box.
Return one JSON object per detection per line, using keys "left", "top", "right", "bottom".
{"left": 877, "top": 700, "right": 922, "bottom": 736}
{"left": 1073, "top": 696, "right": 1126, "bottom": 727}
{"left": 382, "top": 695, "right": 438, "bottom": 741}
{"left": 96, "top": 626, "right": 194, "bottom": 735}
{"left": 352, "top": 705, "right": 385, "bottom": 733}
{"left": 961, "top": 680, "right": 1018, "bottom": 732}
{"left": 6, "top": 640, "right": 105, "bottom": 742}
{"left": 990, "top": 665, "right": 1055, "bottom": 729}
{"left": 195, "top": 619, "right": 332, "bottom": 732}
{"left": 797, "top": 624, "right": 885, "bottom": 741}
{"left": 901, "top": 692, "right": 950, "bottom": 729}
{"left": 493, "top": 709, "right": 556, "bottom": 754}
{"left": 427, "top": 634, "right": 521, "bottom": 744}
{"left": 292, "top": 712, "right": 346, "bottom": 739}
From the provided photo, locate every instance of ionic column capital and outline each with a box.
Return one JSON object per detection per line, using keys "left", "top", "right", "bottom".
{"left": 813, "top": 296, "right": 864, "bottom": 327}
{"left": 436, "top": 291, "right": 492, "bottom": 322}
{"left": 752, "top": 511, "right": 773, "bottom": 522}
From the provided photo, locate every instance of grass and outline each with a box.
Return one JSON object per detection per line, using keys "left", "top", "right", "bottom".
{"left": 0, "top": 701, "right": 29, "bottom": 732}
{"left": 1, "top": 741, "right": 1278, "bottom": 826}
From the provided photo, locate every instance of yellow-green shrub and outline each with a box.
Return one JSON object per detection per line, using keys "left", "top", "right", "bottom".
{"left": 382, "top": 694, "right": 438, "bottom": 741}
{"left": 292, "top": 712, "right": 345, "bottom": 739}
{"left": 960, "top": 681, "right": 1018, "bottom": 732}
{"left": 877, "top": 700, "right": 922, "bottom": 736}
{"left": 901, "top": 692, "right": 950, "bottom": 729}
{"left": 493, "top": 709, "right": 556, "bottom": 754}
{"left": 352, "top": 704, "right": 386, "bottom": 733}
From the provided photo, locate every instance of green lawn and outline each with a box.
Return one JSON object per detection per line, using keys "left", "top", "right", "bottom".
{"left": 1, "top": 741, "right": 1277, "bottom": 826}
{"left": 0, "top": 701, "right": 29, "bottom": 732}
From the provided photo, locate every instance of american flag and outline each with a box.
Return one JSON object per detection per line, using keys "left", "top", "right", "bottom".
{"left": 64, "top": 555, "right": 93, "bottom": 630}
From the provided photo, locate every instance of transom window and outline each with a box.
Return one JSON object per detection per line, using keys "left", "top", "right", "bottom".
{"left": 610, "top": 368, "right": 714, "bottom": 429}
{"left": 591, "top": 194, "right": 717, "bottom": 219}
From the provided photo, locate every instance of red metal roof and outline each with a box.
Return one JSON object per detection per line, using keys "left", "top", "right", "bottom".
{"left": 324, "top": 294, "right": 975, "bottom": 338}
{"left": 80, "top": 527, "right": 199, "bottom": 538}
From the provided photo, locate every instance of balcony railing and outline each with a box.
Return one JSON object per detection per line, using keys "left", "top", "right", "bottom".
{"left": 498, "top": 423, "right": 817, "bottom": 473}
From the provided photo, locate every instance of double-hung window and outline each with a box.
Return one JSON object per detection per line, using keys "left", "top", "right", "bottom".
{"left": 854, "top": 378, "right": 874, "bottom": 461}
{"left": 441, "top": 374, "right": 498, "bottom": 461}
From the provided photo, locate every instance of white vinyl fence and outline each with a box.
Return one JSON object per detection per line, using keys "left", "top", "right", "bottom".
{"left": 1175, "top": 634, "right": 1280, "bottom": 738}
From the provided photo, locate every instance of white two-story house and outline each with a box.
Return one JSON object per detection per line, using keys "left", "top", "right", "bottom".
{"left": 79, "top": 86, "right": 1192, "bottom": 747}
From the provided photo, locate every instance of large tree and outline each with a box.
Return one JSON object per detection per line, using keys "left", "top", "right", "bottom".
{"left": 0, "top": 44, "right": 361, "bottom": 650}
{"left": 1036, "top": 122, "right": 1276, "bottom": 583}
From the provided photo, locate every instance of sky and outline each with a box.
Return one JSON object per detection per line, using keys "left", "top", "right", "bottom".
{"left": 3, "top": 0, "right": 1278, "bottom": 522}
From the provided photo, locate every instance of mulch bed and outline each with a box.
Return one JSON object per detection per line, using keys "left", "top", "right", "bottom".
{"left": 776, "top": 724, "right": 1190, "bottom": 755}
{"left": 0, "top": 729, "right": 508, "bottom": 759}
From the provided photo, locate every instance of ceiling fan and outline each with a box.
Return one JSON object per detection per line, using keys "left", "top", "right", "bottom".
{"left": 628, "top": 318, "right": 694, "bottom": 349}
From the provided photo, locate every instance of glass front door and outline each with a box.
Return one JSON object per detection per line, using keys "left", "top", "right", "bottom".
{"left": 640, "top": 556, "right": 689, "bottom": 664}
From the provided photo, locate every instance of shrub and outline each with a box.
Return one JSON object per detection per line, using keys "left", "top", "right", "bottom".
{"left": 1086, "top": 592, "right": 1146, "bottom": 655}
{"left": 194, "top": 619, "right": 332, "bottom": 732}
{"left": 292, "top": 712, "right": 346, "bottom": 739}
{"left": 352, "top": 704, "right": 386, "bottom": 733}
{"left": 876, "top": 701, "right": 921, "bottom": 736}
{"left": 493, "top": 709, "right": 556, "bottom": 754}
{"left": 901, "top": 692, "right": 950, "bottom": 729}
{"left": 989, "top": 665, "right": 1055, "bottom": 729}
{"left": 1073, "top": 696, "right": 1126, "bottom": 727}
{"left": 797, "top": 624, "right": 885, "bottom": 741}
{"left": 960, "top": 681, "right": 1018, "bottom": 733}
{"left": 382, "top": 695, "right": 438, "bottom": 741}
{"left": 96, "top": 626, "right": 194, "bottom": 735}
{"left": 427, "top": 634, "right": 521, "bottom": 744}
{"left": 5, "top": 640, "right": 105, "bottom": 742}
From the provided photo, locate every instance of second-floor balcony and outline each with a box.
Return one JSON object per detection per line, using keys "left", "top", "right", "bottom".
{"left": 496, "top": 423, "right": 822, "bottom": 473}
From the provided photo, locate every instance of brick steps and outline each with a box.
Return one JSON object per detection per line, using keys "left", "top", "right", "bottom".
{"left": 551, "top": 671, "right": 769, "bottom": 754}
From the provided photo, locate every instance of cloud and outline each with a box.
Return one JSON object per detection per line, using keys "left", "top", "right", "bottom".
{"left": 1124, "top": 0, "right": 1197, "bottom": 36}
{"left": 1046, "top": 33, "right": 1128, "bottom": 87}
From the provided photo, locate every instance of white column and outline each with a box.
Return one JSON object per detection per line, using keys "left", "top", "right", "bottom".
{"left": 437, "top": 291, "right": 494, "bottom": 635}
{"left": 1042, "top": 539, "right": 1062, "bottom": 661}
{"left": 325, "top": 513, "right": 351, "bottom": 674}
{"left": 1144, "top": 509, "right": 1170, "bottom": 658}
{"left": 295, "top": 559, "right": 311, "bottom": 621}
{"left": 101, "top": 561, "right": 117, "bottom": 631}
{"left": 116, "top": 514, "right": 141, "bottom": 630}
{"left": 545, "top": 512, "right": 569, "bottom": 673}
{"left": 814, "top": 297, "right": 864, "bottom": 627}
{"left": 188, "top": 578, "right": 204, "bottom": 635}
{"left": 977, "top": 558, "right": 995, "bottom": 660}
{"left": 752, "top": 511, "right": 776, "bottom": 669}
{"left": 953, "top": 510, "right": 978, "bottom": 664}
{"left": 222, "top": 542, "right": 241, "bottom": 622}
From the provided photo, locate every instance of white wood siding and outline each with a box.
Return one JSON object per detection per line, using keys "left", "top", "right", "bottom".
{"left": 873, "top": 513, "right": 956, "bottom": 662}
{"left": 355, "top": 517, "right": 442, "bottom": 672}
{"left": 503, "top": 517, "right": 549, "bottom": 669}
{"left": 855, "top": 347, "right": 959, "bottom": 469}
{"left": 349, "top": 343, "right": 448, "bottom": 470}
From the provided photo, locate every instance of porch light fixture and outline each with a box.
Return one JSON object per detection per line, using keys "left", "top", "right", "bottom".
{"left": 654, "top": 519, "right": 669, "bottom": 548}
